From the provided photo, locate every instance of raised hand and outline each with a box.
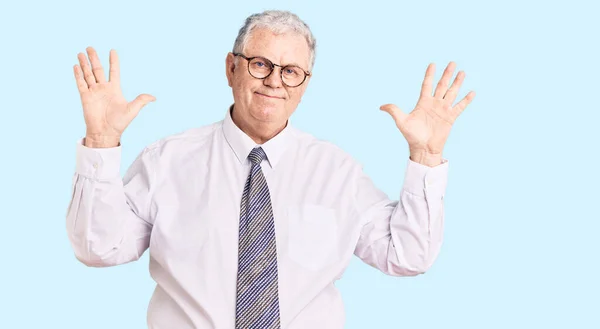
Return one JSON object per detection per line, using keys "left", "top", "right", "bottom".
{"left": 380, "top": 62, "right": 475, "bottom": 167}
{"left": 74, "top": 47, "right": 156, "bottom": 148}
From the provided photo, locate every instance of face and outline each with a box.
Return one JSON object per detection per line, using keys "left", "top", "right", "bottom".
{"left": 226, "top": 28, "right": 311, "bottom": 134}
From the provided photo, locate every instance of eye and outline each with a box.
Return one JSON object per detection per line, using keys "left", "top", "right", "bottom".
{"left": 283, "top": 66, "right": 301, "bottom": 77}
{"left": 251, "top": 58, "right": 270, "bottom": 69}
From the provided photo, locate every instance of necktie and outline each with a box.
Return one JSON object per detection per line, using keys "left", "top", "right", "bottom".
{"left": 235, "top": 147, "right": 281, "bottom": 329}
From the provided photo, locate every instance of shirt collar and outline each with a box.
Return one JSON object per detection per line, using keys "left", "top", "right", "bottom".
{"left": 222, "top": 104, "right": 295, "bottom": 169}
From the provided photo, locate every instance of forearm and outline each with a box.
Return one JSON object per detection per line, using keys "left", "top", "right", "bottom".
{"left": 66, "top": 139, "right": 153, "bottom": 267}
{"left": 391, "top": 188, "right": 444, "bottom": 273}
{"left": 391, "top": 157, "right": 448, "bottom": 272}
{"left": 353, "top": 157, "right": 449, "bottom": 276}
{"left": 66, "top": 174, "right": 150, "bottom": 266}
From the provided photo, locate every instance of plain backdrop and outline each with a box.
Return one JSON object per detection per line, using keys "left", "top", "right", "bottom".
{"left": 0, "top": 0, "right": 598, "bottom": 328}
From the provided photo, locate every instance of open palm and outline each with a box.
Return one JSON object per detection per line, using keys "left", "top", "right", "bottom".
{"left": 380, "top": 62, "right": 475, "bottom": 155}
{"left": 74, "top": 47, "right": 155, "bottom": 143}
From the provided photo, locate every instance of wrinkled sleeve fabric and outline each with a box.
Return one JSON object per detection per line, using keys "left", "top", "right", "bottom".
{"left": 353, "top": 158, "right": 449, "bottom": 276}
{"left": 66, "top": 138, "right": 157, "bottom": 267}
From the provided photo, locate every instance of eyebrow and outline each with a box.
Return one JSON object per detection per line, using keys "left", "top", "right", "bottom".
{"left": 250, "top": 54, "right": 307, "bottom": 70}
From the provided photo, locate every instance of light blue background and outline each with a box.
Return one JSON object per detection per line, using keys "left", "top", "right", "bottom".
{"left": 1, "top": 0, "right": 598, "bottom": 328}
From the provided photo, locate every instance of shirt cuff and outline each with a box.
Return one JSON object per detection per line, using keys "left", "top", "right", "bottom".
{"left": 75, "top": 137, "right": 122, "bottom": 180}
{"left": 402, "top": 157, "right": 449, "bottom": 197}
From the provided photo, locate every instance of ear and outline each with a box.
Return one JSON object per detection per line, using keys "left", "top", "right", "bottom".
{"left": 225, "top": 52, "right": 236, "bottom": 87}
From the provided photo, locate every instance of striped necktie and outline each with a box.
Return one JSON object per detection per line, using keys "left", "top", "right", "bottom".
{"left": 235, "top": 146, "right": 281, "bottom": 329}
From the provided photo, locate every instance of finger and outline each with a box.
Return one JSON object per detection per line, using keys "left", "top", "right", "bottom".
{"left": 451, "top": 91, "right": 476, "bottom": 117}
{"left": 77, "top": 52, "right": 96, "bottom": 87}
{"left": 73, "top": 65, "right": 88, "bottom": 93}
{"left": 433, "top": 61, "right": 456, "bottom": 98}
{"left": 380, "top": 103, "right": 409, "bottom": 129}
{"left": 420, "top": 63, "right": 435, "bottom": 98}
{"left": 108, "top": 49, "right": 120, "bottom": 86}
{"left": 86, "top": 47, "right": 106, "bottom": 83}
{"left": 127, "top": 93, "right": 156, "bottom": 118}
{"left": 444, "top": 70, "right": 465, "bottom": 104}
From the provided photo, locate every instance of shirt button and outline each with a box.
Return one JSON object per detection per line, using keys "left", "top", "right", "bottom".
{"left": 92, "top": 163, "right": 98, "bottom": 169}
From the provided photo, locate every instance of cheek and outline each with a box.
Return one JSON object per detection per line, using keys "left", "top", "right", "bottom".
{"left": 232, "top": 79, "right": 255, "bottom": 100}
{"left": 286, "top": 90, "right": 303, "bottom": 106}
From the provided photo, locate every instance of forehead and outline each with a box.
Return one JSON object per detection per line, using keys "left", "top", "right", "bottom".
{"left": 244, "top": 27, "right": 310, "bottom": 70}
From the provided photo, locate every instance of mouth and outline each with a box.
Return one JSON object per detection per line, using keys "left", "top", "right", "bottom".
{"left": 255, "top": 92, "right": 283, "bottom": 99}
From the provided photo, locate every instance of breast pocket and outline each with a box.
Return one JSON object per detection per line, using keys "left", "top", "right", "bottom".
{"left": 287, "top": 204, "right": 339, "bottom": 272}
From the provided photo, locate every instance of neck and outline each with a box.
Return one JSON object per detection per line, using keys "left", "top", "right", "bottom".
{"left": 231, "top": 106, "right": 286, "bottom": 144}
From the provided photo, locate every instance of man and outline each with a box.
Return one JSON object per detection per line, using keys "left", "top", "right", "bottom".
{"left": 66, "top": 10, "right": 475, "bottom": 329}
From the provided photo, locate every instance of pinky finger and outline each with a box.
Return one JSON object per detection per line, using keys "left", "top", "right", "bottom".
{"left": 74, "top": 65, "right": 88, "bottom": 93}
{"left": 452, "top": 91, "right": 476, "bottom": 117}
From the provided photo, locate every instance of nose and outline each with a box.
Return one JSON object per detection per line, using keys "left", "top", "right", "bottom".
{"left": 263, "top": 66, "right": 284, "bottom": 88}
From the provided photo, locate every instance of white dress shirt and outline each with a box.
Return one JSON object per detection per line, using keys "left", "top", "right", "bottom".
{"left": 66, "top": 106, "right": 449, "bottom": 329}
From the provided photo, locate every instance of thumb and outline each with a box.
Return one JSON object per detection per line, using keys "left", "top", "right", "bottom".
{"left": 128, "top": 93, "right": 156, "bottom": 116}
{"left": 380, "top": 103, "right": 408, "bottom": 128}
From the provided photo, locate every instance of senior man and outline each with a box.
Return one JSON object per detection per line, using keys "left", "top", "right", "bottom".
{"left": 66, "top": 10, "right": 475, "bottom": 329}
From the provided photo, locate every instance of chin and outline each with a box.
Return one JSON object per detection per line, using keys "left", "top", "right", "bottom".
{"left": 250, "top": 105, "right": 284, "bottom": 123}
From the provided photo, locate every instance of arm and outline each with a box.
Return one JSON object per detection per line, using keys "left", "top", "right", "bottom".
{"left": 65, "top": 138, "right": 157, "bottom": 267}
{"left": 353, "top": 157, "right": 448, "bottom": 276}
{"left": 360, "top": 60, "right": 475, "bottom": 274}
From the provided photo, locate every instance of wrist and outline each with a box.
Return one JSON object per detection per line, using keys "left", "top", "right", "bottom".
{"left": 84, "top": 134, "right": 121, "bottom": 148}
{"left": 409, "top": 149, "right": 443, "bottom": 167}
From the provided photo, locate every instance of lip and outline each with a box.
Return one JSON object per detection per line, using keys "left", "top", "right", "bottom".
{"left": 255, "top": 92, "right": 283, "bottom": 99}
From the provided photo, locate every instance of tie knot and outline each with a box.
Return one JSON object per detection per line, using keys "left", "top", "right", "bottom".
{"left": 248, "top": 147, "right": 267, "bottom": 166}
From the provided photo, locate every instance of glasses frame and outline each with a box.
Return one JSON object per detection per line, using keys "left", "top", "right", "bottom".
{"left": 232, "top": 53, "right": 311, "bottom": 88}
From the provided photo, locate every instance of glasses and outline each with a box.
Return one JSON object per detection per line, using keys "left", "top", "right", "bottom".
{"left": 233, "top": 53, "right": 311, "bottom": 88}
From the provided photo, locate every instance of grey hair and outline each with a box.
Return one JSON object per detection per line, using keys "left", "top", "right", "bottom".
{"left": 232, "top": 10, "right": 317, "bottom": 71}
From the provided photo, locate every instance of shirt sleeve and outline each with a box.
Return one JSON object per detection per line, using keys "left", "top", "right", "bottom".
{"left": 65, "top": 138, "right": 157, "bottom": 267}
{"left": 352, "top": 157, "right": 449, "bottom": 276}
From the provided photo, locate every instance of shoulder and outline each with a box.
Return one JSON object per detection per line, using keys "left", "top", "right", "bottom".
{"left": 141, "top": 120, "right": 223, "bottom": 157}
{"left": 289, "top": 126, "right": 362, "bottom": 169}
